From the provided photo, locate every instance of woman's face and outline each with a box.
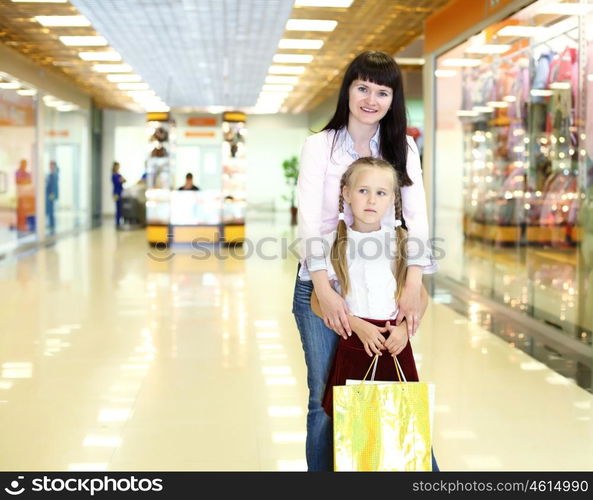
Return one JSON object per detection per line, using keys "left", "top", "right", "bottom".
{"left": 348, "top": 79, "right": 393, "bottom": 127}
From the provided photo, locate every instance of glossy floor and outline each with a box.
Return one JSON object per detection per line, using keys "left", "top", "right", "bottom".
{"left": 0, "top": 217, "right": 592, "bottom": 471}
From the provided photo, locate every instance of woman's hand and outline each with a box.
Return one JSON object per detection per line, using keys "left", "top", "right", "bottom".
{"left": 349, "top": 317, "right": 387, "bottom": 357}
{"left": 395, "top": 266, "right": 428, "bottom": 337}
{"left": 383, "top": 321, "right": 409, "bottom": 357}
{"left": 316, "top": 286, "right": 352, "bottom": 339}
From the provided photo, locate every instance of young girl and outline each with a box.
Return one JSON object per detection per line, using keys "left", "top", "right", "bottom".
{"left": 311, "top": 157, "right": 438, "bottom": 470}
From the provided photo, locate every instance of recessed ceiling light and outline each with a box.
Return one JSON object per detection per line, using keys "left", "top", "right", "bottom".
{"left": 59, "top": 36, "right": 107, "bottom": 46}
{"left": 538, "top": 3, "right": 593, "bottom": 15}
{"left": 465, "top": 44, "right": 511, "bottom": 54}
{"left": 79, "top": 51, "right": 122, "bottom": 62}
{"left": 273, "top": 54, "right": 314, "bottom": 63}
{"left": 262, "top": 84, "right": 294, "bottom": 92}
{"left": 294, "top": 0, "right": 353, "bottom": 7}
{"left": 106, "top": 74, "right": 142, "bottom": 82}
{"left": 265, "top": 75, "right": 299, "bottom": 84}
{"left": 17, "top": 89, "right": 37, "bottom": 96}
{"left": 395, "top": 57, "right": 425, "bottom": 65}
{"left": 0, "top": 82, "right": 21, "bottom": 89}
{"left": 117, "top": 82, "right": 149, "bottom": 90}
{"left": 286, "top": 19, "right": 337, "bottom": 31}
{"left": 268, "top": 65, "right": 306, "bottom": 75}
{"left": 35, "top": 16, "right": 90, "bottom": 27}
{"left": 279, "top": 39, "right": 323, "bottom": 50}
{"left": 441, "top": 58, "right": 481, "bottom": 67}
{"left": 92, "top": 64, "right": 132, "bottom": 73}
{"left": 434, "top": 69, "right": 457, "bottom": 77}
{"left": 496, "top": 26, "right": 550, "bottom": 37}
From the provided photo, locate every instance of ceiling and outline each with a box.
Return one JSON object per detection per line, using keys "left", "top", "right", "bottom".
{"left": 0, "top": 0, "right": 450, "bottom": 113}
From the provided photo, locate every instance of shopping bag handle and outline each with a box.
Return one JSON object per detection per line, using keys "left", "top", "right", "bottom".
{"left": 362, "top": 354, "right": 407, "bottom": 383}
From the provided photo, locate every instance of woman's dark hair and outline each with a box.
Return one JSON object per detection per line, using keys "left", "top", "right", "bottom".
{"left": 322, "top": 50, "right": 412, "bottom": 186}
{"left": 112, "top": 161, "right": 120, "bottom": 173}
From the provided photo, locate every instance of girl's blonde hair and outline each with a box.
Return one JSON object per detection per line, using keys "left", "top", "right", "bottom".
{"left": 330, "top": 157, "right": 407, "bottom": 298}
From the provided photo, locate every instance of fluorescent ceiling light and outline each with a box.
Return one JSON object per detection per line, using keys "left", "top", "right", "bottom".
{"left": 117, "top": 82, "right": 149, "bottom": 90}
{"left": 107, "top": 74, "right": 142, "bottom": 82}
{"left": 434, "top": 69, "right": 457, "bottom": 77}
{"left": 395, "top": 57, "right": 425, "bottom": 65}
{"left": 262, "top": 84, "right": 294, "bottom": 92}
{"left": 496, "top": 26, "right": 550, "bottom": 37}
{"left": 17, "top": 89, "right": 37, "bottom": 96}
{"left": 59, "top": 36, "right": 107, "bottom": 46}
{"left": 530, "top": 89, "right": 552, "bottom": 97}
{"left": 486, "top": 101, "right": 509, "bottom": 108}
{"left": 265, "top": 75, "right": 299, "bottom": 84}
{"left": 441, "top": 58, "right": 481, "bottom": 67}
{"left": 92, "top": 64, "right": 132, "bottom": 73}
{"left": 273, "top": 54, "right": 314, "bottom": 63}
{"left": 294, "top": 0, "right": 353, "bottom": 6}
{"left": 35, "top": 15, "right": 90, "bottom": 27}
{"left": 286, "top": 19, "right": 337, "bottom": 31}
{"left": 57, "top": 104, "right": 79, "bottom": 112}
{"left": 538, "top": 3, "right": 593, "bottom": 15}
{"left": 279, "top": 39, "right": 323, "bottom": 50}
{"left": 11, "top": 0, "right": 68, "bottom": 2}
{"left": 466, "top": 44, "right": 511, "bottom": 54}
{"left": 268, "top": 65, "right": 305, "bottom": 75}
{"left": 79, "top": 51, "right": 121, "bottom": 62}
{"left": 0, "top": 82, "right": 21, "bottom": 89}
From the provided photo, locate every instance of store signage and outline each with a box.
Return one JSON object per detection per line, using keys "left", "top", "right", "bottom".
{"left": 0, "top": 94, "right": 35, "bottom": 126}
{"left": 223, "top": 111, "right": 246, "bottom": 123}
{"left": 187, "top": 117, "right": 217, "bottom": 127}
{"left": 46, "top": 130, "right": 69, "bottom": 137}
{"left": 146, "top": 112, "right": 169, "bottom": 122}
{"left": 184, "top": 131, "right": 216, "bottom": 138}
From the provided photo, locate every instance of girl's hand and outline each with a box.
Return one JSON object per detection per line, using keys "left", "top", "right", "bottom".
{"left": 316, "top": 287, "right": 351, "bottom": 339}
{"left": 383, "top": 321, "right": 409, "bottom": 357}
{"left": 350, "top": 317, "right": 387, "bottom": 357}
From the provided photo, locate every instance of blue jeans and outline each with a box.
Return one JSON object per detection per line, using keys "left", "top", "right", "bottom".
{"left": 292, "top": 270, "right": 440, "bottom": 472}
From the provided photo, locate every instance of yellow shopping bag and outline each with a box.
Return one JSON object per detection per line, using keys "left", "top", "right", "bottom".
{"left": 333, "top": 355, "right": 433, "bottom": 471}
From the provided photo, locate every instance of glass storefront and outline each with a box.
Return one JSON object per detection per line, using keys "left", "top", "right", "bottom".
{"left": 434, "top": 1, "right": 593, "bottom": 348}
{"left": 0, "top": 82, "right": 37, "bottom": 254}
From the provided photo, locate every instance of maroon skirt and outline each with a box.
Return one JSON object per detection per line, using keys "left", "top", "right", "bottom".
{"left": 322, "top": 317, "right": 420, "bottom": 417}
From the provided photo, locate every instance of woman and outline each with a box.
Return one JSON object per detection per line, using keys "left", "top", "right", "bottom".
{"left": 111, "top": 161, "right": 126, "bottom": 228}
{"left": 292, "top": 51, "right": 437, "bottom": 471}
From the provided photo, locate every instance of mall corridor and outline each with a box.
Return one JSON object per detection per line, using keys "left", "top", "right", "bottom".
{"left": 1, "top": 217, "right": 592, "bottom": 471}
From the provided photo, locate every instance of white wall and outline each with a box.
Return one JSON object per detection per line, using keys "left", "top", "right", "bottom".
{"left": 247, "top": 113, "right": 310, "bottom": 212}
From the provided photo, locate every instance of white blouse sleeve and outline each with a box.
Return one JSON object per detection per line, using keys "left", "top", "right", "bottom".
{"left": 401, "top": 136, "right": 438, "bottom": 274}
{"left": 297, "top": 134, "right": 329, "bottom": 272}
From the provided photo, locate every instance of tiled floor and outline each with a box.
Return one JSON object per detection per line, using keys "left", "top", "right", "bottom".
{"left": 1, "top": 217, "right": 592, "bottom": 471}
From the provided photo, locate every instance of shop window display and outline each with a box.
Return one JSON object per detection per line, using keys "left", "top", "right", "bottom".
{"left": 434, "top": 0, "right": 593, "bottom": 346}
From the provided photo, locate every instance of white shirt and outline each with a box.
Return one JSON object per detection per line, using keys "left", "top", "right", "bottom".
{"left": 323, "top": 225, "right": 399, "bottom": 321}
{"left": 297, "top": 127, "right": 438, "bottom": 280}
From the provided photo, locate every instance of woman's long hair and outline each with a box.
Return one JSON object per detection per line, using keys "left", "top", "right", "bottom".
{"left": 331, "top": 157, "right": 408, "bottom": 299}
{"left": 322, "top": 50, "right": 412, "bottom": 186}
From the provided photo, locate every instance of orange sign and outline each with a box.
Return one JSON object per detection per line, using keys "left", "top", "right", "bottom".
{"left": 184, "top": 131, "right": 216, "bottom": 138}
{"left": 187, "top": 117, "right": 217, "bottom": 126}
{"left": 46, "top": 130, "right": 69, "bottom": 137}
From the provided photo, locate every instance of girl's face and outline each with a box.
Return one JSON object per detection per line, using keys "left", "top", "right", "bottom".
{"left": 348, "top": 79, "right": 393, "bottom": 128}
{"left": 343, "top": 166, "right": 395, "bottom": 232}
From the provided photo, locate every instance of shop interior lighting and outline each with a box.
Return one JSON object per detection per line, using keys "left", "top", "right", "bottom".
{"left": 0, "top": 82, "right": 21, "bottom": 89}
{"left": 265, "top": 75, "right": 299, "bottom": 84}
{"left": 395, "top": 57, "right": 425, "bottom": 65}
{"left": 57, "top": 104, "right": 79, "bottom": 112}
{"left": 456, "top": 110, "right": 480, "bottom": 117}
{"left": 473, "top": 106, "right": 494, "bottom": 113}
{"left": 35, "top": 16, "right": 90, "bottom": 27}
{"left": 294, "top": 0, "right": 353, "bottom": 6}
{"left": 503, "top": 95, "right": 517, "bottom": 102}
{"left": 286, "top": 19, "right": 338, "bottom": 31}
{"left": 530, "top": 89, "right": 553, "bottom": 97}
{"left": 11, "top": 0, "right": 67, "bottom": 2}
{"left": 538, "top": 3, "right": 593, "bottom": 15}
{"left": 486, "top": 101, "right": 509, "bottom": 108}
{"left": 549, "top": 81, "right": 571, "bottom": 90}
{"left": 79, "top": 51, "right": 122, "bottom": 62}
{"left": 17, "top": 89, "right": 37, "bottom": 96}
{"left": 496, "top": 26, "right": 550, "bottom": 38}
{"left": 441, "top": 58, "right": 481, "bottom": 67}
{"left": 116, "top": 82, "right": 149, "bottom": 90}
{"left": 279, "top": 39, "right": 324, "bottom": 50}
{"left": 262, "top": 84, "right": 294, "bottom": 92}
{"left": 588, "top": 75, "right": 593, "bottom": 82}
{"left": 106, "top": 74, "right": 142, "bottom": 82}
{"left": 273, "top": 54, "right": 314, "bottom": 63}
{"left": 59, "top": 36, "right": 107, "bottom": 46}
{"left": 434, "top": 69, "right": 457, "bottom": 77}
{"left": 92, "top": 64, "right": 132, "bottom": 73}
{"left": 465, "top": 44, "right": 511, "bottom": 54}
{"left": 268, "top": 65, "right": 306, "bottom": 75}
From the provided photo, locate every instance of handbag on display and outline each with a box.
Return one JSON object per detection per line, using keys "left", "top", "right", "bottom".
{"left": 333, "top": 354, "right": 435, "bottom": 472}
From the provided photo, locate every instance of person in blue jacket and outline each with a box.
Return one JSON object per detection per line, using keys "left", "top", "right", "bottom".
{"left": 111, "top": 161, "right": 126, "bottom": 228}
{"left": 46, "top": 160, "right": 59, "bottom": 234}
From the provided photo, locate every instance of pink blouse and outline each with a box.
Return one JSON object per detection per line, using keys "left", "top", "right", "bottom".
{"left": 297, "top": 127, "right": 437, "bottom": 279}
